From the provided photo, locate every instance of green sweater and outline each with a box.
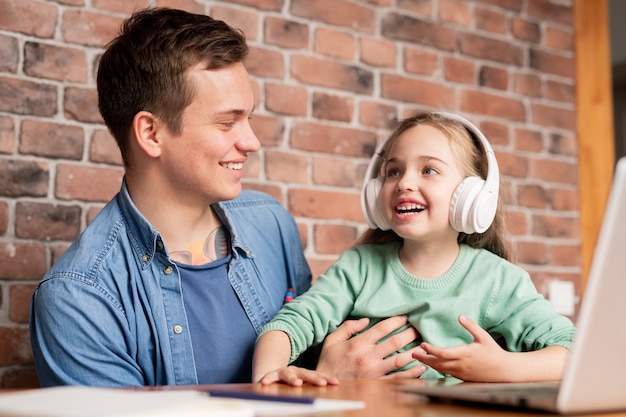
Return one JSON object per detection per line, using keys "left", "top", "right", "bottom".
{"left": 260, "top": 243, "right": 576, "bottom": 379}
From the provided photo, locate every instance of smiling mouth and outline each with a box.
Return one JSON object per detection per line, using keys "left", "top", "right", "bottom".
{"left": 396, "top": 203, "right": 425, "bottom": 215}
{"left": 221, "top": 162, "right": 243, "bottom": 170}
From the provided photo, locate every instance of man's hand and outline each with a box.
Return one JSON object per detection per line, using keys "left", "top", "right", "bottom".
{"left": 315, "top": 316, "right": 426, "bottom": 379}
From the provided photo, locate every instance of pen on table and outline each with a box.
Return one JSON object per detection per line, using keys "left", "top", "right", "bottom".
{"left": 208, "top": 389, "right": 315, "bottom": 404}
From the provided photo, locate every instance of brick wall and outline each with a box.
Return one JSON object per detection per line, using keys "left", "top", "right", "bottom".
{"left": 0, "top": 0, "right": 577, "bottom": 388}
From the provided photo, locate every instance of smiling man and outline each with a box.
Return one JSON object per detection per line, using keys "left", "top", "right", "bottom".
{"left": 29, "top": 7, "right": 426, "bottom": 387}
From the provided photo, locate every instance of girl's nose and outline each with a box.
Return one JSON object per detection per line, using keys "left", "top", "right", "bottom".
{"left": 397, "top": 173, "right": 419, "bottom": 192}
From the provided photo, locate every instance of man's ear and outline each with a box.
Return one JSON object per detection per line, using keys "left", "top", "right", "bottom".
{"left": 132, "top": 111, "right": 163, "bottom": 158}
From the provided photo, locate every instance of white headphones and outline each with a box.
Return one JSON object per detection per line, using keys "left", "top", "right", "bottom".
{"left": 360, "top": 112, "right": 500, "bottom": 234}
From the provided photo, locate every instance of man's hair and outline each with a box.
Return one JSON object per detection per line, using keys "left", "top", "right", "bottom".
{"left": 96, "top": 7, "right": 248, "bottom": 167}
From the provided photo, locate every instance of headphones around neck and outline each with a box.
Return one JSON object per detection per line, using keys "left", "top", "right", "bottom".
{"left": 360, "top": 112, "right": 500, "bottom": 234}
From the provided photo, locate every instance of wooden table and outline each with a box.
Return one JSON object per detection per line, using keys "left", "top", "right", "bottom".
{"left": 200, "top": 379, "right": 626, "bottom": 417}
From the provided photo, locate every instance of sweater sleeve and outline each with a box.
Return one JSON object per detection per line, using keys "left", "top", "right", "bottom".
{"left": 258, "top": 247, "right": 367, "bottom": 363}
{"left": 483, "top": 259, "right": 575, "bottom": 352}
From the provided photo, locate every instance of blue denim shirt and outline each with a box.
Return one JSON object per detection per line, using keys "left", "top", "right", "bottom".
{"left": 30, "top": 181, "right": 312, "bottom": 387}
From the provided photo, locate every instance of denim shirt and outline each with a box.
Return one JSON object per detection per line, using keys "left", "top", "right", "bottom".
{"left": 30, "top": 181, "right": 312, "bottom": 387}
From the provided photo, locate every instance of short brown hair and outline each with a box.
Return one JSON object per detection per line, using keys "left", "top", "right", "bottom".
{"left": 97, "top": 7, "right": 248, "bottom": 167}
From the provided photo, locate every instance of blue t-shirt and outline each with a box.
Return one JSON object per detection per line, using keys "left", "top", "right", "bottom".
{"left": 178, "top": 254, "right": 257, "bottom": 383}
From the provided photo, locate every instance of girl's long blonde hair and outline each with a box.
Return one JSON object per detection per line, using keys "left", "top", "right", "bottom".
{"left": 357, "top": 111, "right": 512, "bottom": 261}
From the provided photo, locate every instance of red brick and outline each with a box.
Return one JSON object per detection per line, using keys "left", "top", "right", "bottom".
{"left": 62, "top": 10, "right": 123, "bottom": 48}
{"left": 15, "top": 202, "right": 81, "bottom": 240}
{"left": 460, "top": 32, "right": 524, "bottom": 66}
{"left": 397, "top": 0, "right": 433, "bottom": 15}
{"left": 494, "top": 151, "right": 529, "bottom": 178}
{"left": 382, "top": 74, "right": 455, "bottom": 108}
{"left": 211, "top": 5, "right": 259, "bottom": 41}
{"left": 264, "top": 151, "right": 308, "bottom": 183}
{"left": 529, "top": 48, "right": 574, "bottom": 78}
{"left": 444, "top": 56, "right": 476, "bottom": 84}
{"left": 0, "top": 116, "right": 15, "bottom": 154}
{"left": 505, "top": 209, "right": 528, "bottom": 235}
{"left": 246, "top": 46, "right": 285, "bottom": 79}
{"left": 312, "top": 93, "right": 354, "bottom": 122}
{"left": 476, "top": 6, "right": 507, "bottom": 34}
{"left": 479, "top": 65, "right": 508, "bottom": 90}
{"left": 546, "top": 80, "right": 575, "bottom": 103}
{"left": 511, "top": 17, "right": 540, "bottom": 43}
{"left": 308, "top": 258, "right": 336, "bottom": 282}
{"left": 19, "top": 119, "right": 84, "bottom": 159}
{"left": 55, "top": 164, "right": 123, "bottom": 202}
{"left": 155, "top": 0, "right": 204, "bottom": 13}
{"left": 265, "top": 83, "right": 308, "bottom": 116}
{"left": 291, "top": 0, "right": 376, "bottom": 33}
{"left": 532, "top": 214, "right": 578, "bottom": 239}
{"left": 0, "top": 77, "right": 57, "bottom": 116}
{"left": 250, "top": 114, "right": 285, "bottom": 147}
{"left": 382, "top": 13, "right": 456, "bottom": 51}
{"left": 314, "top": 224, "right": 358, "bottom": 254}
{"left": 0, "top": 159, "right": 49, "bottom": 198}
{"left": 545, "top": 26, "right": 573, "bottom": 52}
{"left": 214, "top": 0, "right": 282, "bottom": 11}
{"left": 518, "top": 184, "right": 548, "bottom": 208}
{"left": 291, "top": 55, "right": 373, "bottom": 94}
{"left": 0, "top": 35, "right": 18, "bottom": 73}
{"left": 548, "top": 132, "right": 577, "bottom": 157}
{"left": 0, "top": 326, "right": 32, "bottom": 365}
{"left": 514, "top": 128, "right": 543, "bottom": 152}
{"left": 90, "top": 129, "right": 123, "bottom": 165}
{"left": 513, "top": 72, "right": 542, "bottom": 97}
{"left": 265, "top": 17, "right": 308, "bottom": 50}
{"left": 359, "top": 101, "right": 398, "bottom": 129}
{"left": 288, "top": 188, "right": 362, "bottom": 222}
{"left": 64, "top": 87, "right": 103, "bottom": 124}
{"left": 51, "top": 242, "right": 71, "bottom": 266}
{"left": 530, "top": 103, "right": 575, "bottom": 130}
{"left": 405, "top": 47, "right": 439, "bottom": 76}
{"left": 290, "top": 122, "right": 376, "bottom": 158}
{"left": 296, "top": 222, "right": 308, "bottom": 250}
{"left": 516, "top": 241, "right": 548, "bottom": 265}
{"left": 551, "top": 244, "right": 580, "bottom": 267}
{"left": 23, "top": 42, "right": 88, "bottom": 83}
{"left": 0, "top": 0, "right": 57, "bottom": 38}
{"left": 87, "top": 205, "right": 104, "bottom": 224}
{"left": 1, "top": 367, "right": 40, "bottom": 389}
{"left": 360, "top": 37, "right": 396, "bottom": 68}
{"left": 439, "top": 0, "right": 471, "bottom": 27}
{"left": 477, "top": 0, "right": 522, "bottom": 12}
{"left": 0, "top": 242, "right": 47, "bottom": 280}
{"left": 312, "top": 155, "right": 357, "bottom": 187}
{"left": 314, "top": 28, "right": 355, "bottom": 60}
{"left": 0, "top": 202, "right": 7, "bottom": 236}
{"left": 93, "top": 0, "right": 150, "bottom": 14}
{"left": 479, "top": 121, "right": 509, "bottom": 147}
{"left": 551, "top": 188, "right": 579, "bottom": 211}
{"left": 461, "top": 89, "right": 526, "bottom": 121}
{"left": 532, "top": 159, "right": 578, "bottom": 185}
{"left": 9, "top": 284, "right": 37, "bottom": 324}
{"left": 528, "top": 0, "right": 572, "bottom": 25}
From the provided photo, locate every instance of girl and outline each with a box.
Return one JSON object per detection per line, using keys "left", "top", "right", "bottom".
{"left": 252, "top": 111, "right": 575, "bottom": 386}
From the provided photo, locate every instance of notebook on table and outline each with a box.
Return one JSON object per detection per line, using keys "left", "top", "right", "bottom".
{"left": 398, "top": 157, "right": 626, "bottom": 414}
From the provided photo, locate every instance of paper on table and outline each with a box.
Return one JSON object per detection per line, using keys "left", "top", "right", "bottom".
{"left": 249, "top": 398, "right": 365, "bottom": 416}
{"left": 0, "top": 386, "right": 254, "bottom": 417}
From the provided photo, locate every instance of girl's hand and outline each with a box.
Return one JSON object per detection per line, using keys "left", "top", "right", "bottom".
{"left": 259, "top": 365, "right": 340, "bottom": 387}
{"left": 411, "top": 314, "right": 513, "bottom": 382}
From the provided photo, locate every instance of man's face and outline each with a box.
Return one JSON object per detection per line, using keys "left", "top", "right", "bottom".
{"left": 158, "top": 62, "right": 260, "bottom": 206}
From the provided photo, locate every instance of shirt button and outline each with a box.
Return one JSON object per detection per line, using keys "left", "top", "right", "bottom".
{"left": 157, "top": 240, "right": 164, "bottom": 249}
{"left": 142, "top": 255, "right": 149, "bottom": 262}
{"left": 173, "top": 325, "right": 183, "bottom": 334}
{"left": 164, "top": 265, "right": 173, "bottom": 275}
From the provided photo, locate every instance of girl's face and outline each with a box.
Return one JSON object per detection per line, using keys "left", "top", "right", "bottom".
{"left": 380, "top": 124, "right": 466, "bottom": 243}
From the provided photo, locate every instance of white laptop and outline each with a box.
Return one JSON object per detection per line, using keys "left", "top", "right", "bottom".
{"left": 398, "top": 157, "right": 626, "bottom": 414}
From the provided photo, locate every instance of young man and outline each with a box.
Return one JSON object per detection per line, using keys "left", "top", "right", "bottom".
{"left": 29, "top": 7, "right": 423, "bottom": 386}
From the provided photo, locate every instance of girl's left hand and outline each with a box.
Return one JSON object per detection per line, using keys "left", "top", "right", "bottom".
{"left": 411, "top": 314, "right": 514, "bottom": 382}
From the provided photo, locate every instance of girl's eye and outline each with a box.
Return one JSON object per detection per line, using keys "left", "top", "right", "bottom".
{"left": 423, "top": 167, "right": 437, "bottom": 175}
{"left": 386, "top": 167, "right": 401, "bottom": 177}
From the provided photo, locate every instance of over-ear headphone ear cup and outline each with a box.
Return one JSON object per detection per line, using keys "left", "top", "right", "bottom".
{"left": 449, "top": 176, "right": 485, "bottom": 234}
{"left": 362, "top": 177, "right": 391, "bottom": 231}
